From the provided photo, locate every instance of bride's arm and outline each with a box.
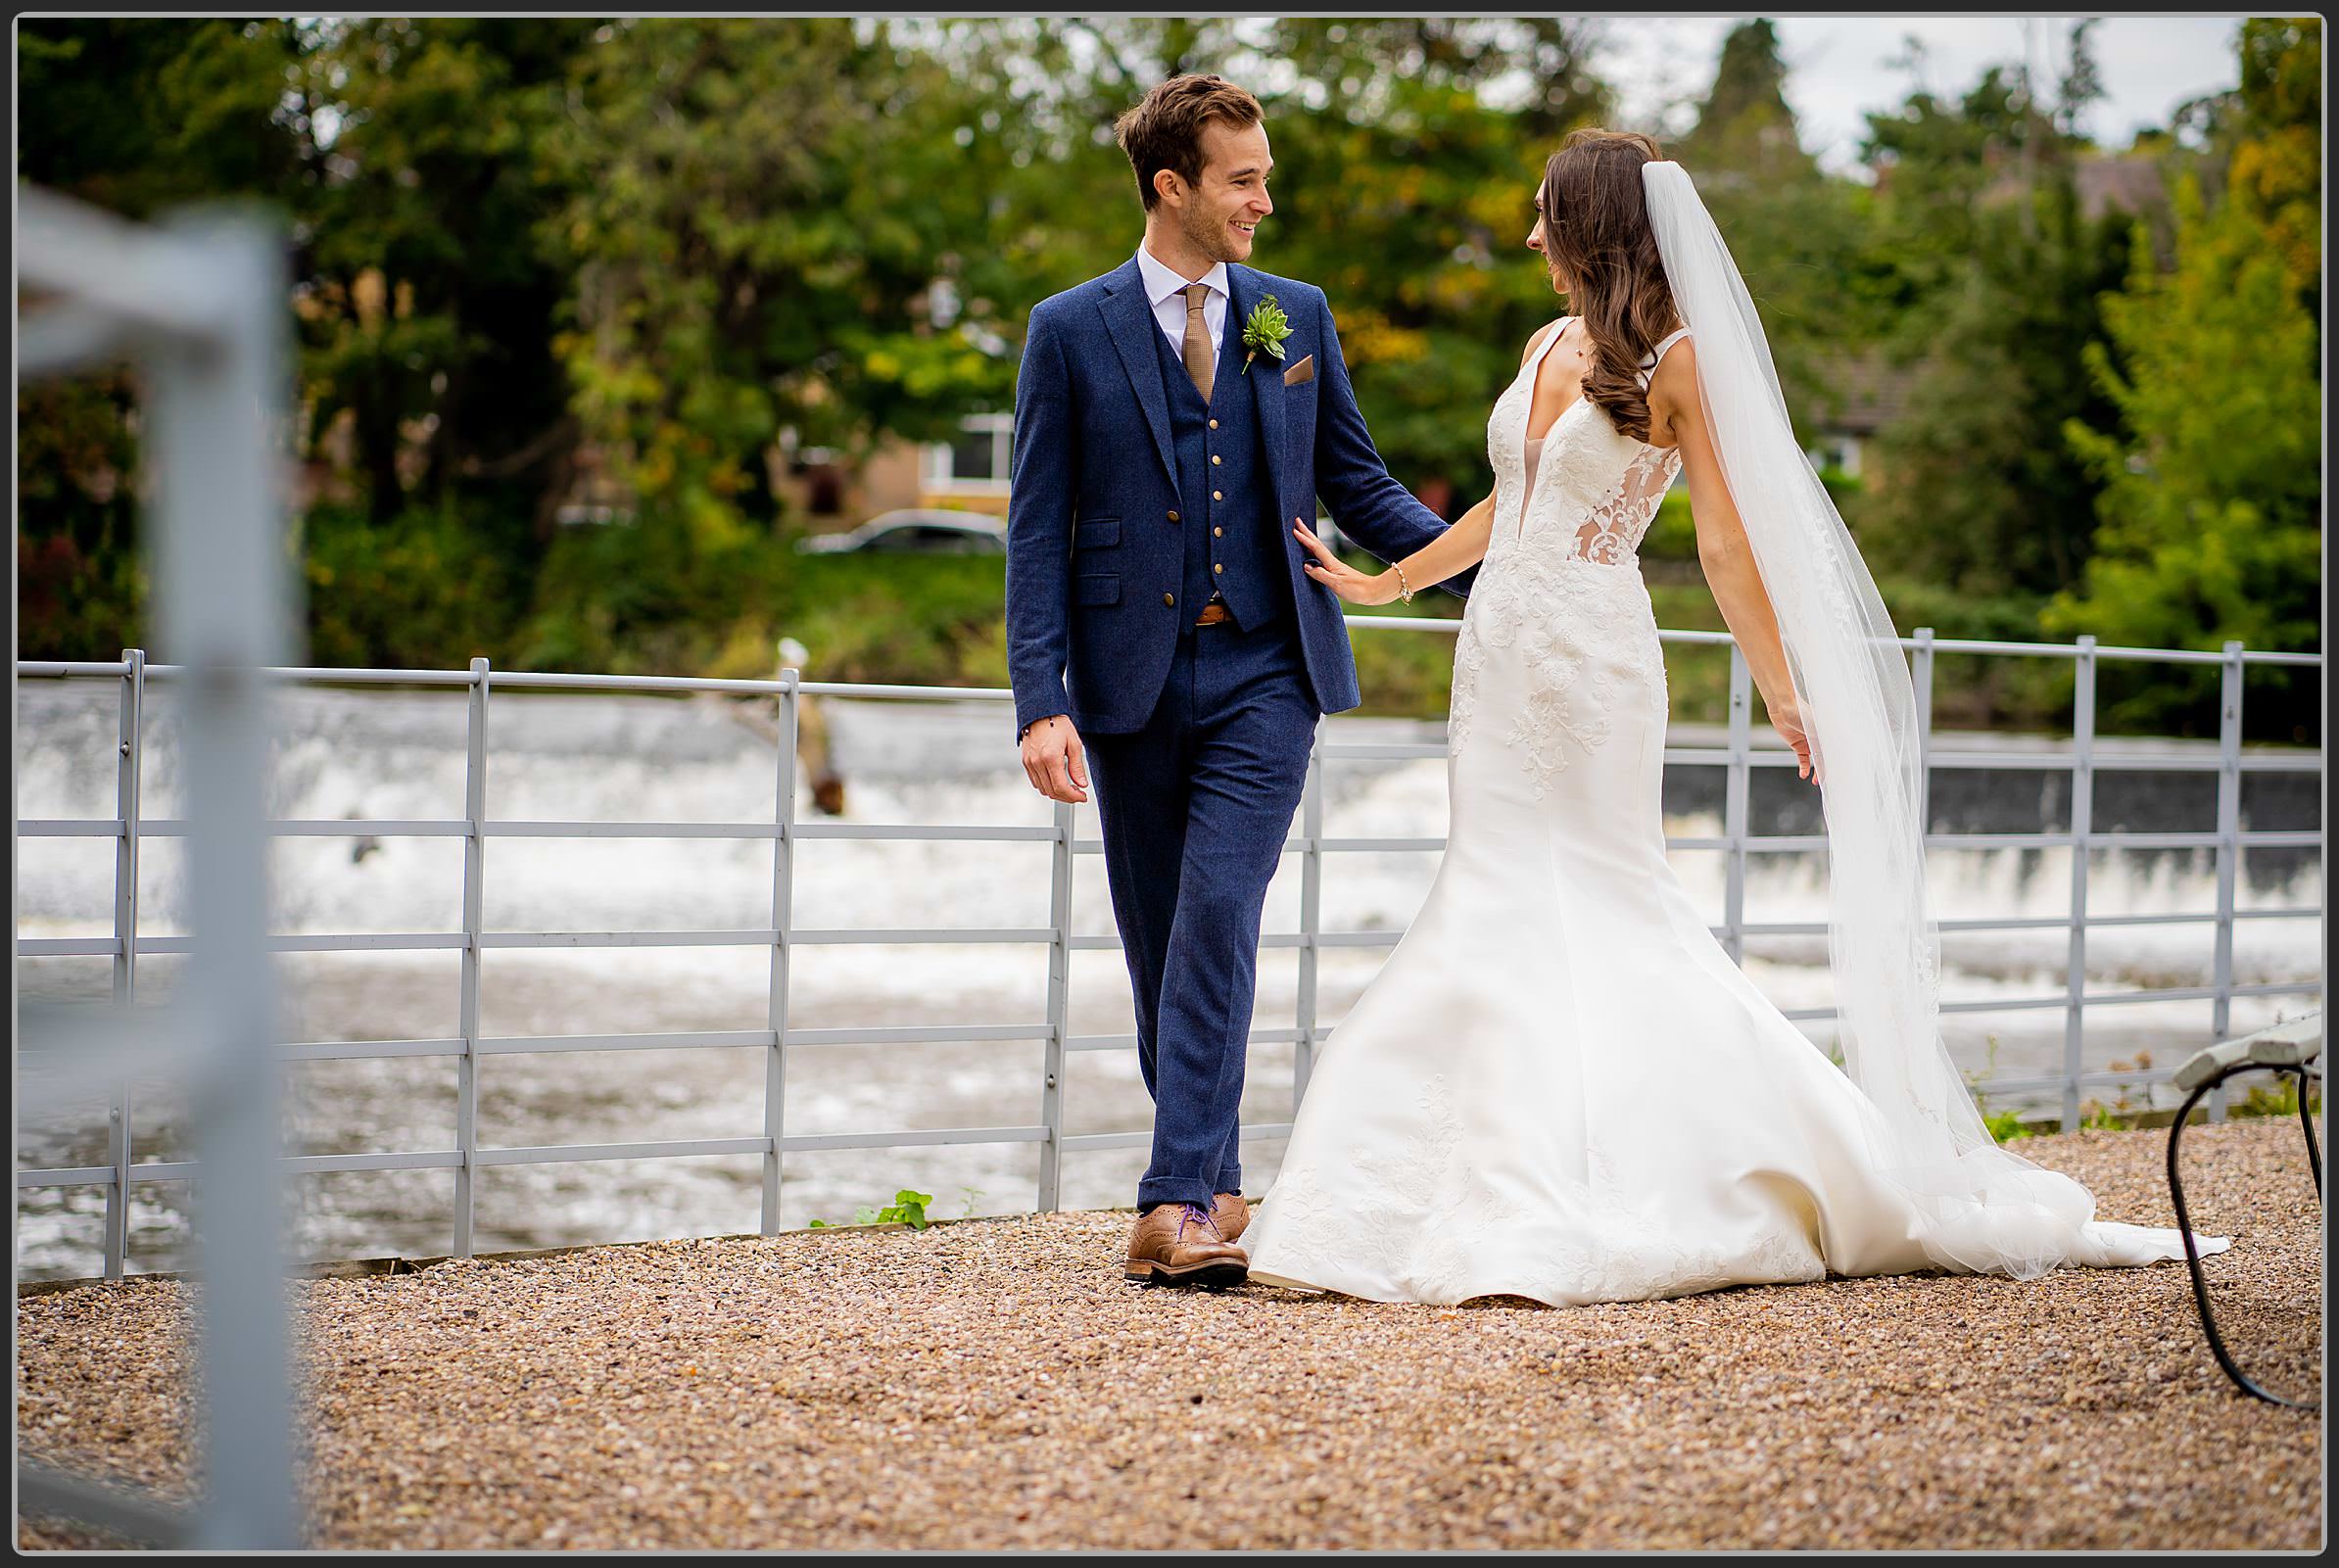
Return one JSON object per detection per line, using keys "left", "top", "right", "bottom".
{"left": 1654, "top": 341, "right": 1817, "bottom": 781}
{"left": 1295, "top": 490, "right": 1491, "bottom": 603}
{"left": 1293, "top": 320, "right": 1555, "bottom": 602}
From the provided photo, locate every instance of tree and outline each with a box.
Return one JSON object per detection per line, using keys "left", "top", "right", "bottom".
{"left": 2042, "top": 166, "right": 2320, "bottom": 737}
{"left": 1852, "top": 25, "right": 2135, "bottom": 611}
{"left": 1675, "top": 19, "right": 1819, "bottom": 185}
{"left": 1669, "top": 20, "right": 1869, "bottom": 433}
{"left": 2227, "top": 18, "right": 2320, "bottom": 320}
{"left": 542, "top": 19, "right": 1019, "bottom": 549}
{"left": 17, "top": 19, "right": 307, "bottom": 656}
{"left": 292, "top": 18, "right": 597, "bottom": 532}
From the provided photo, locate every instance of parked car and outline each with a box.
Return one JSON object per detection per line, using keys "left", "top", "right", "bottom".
{"left": 794, "top": 508, "right": 1007, "bottom": 555}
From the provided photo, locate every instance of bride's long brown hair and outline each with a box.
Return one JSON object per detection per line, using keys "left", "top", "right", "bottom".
{"left": 1537, "top": 127, "right": 1680, "bottom": 444}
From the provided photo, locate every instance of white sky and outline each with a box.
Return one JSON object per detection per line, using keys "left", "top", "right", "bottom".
{"left": 1591, "top": 14, "right": 2248, "bottom": 177}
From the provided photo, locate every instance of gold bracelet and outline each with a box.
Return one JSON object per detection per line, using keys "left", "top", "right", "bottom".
{"left": 1393, "top": 562, "right": 1414, "bottom": 603}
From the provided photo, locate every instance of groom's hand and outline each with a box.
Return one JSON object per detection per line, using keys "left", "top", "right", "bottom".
{"left": 1021, "top": 714, "right": 1089, "bottom": 804}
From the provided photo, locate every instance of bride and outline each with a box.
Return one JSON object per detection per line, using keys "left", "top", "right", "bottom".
{"left": 1248, "top": 129, "right": 2231, "bottom": 1307}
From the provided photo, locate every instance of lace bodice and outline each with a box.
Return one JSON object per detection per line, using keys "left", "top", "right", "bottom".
{"left": 1488, "top": 316, "right": 1690, "bottom": 568}
{"left": 1445, "top": 318, "right": 1692, "bottom": 795}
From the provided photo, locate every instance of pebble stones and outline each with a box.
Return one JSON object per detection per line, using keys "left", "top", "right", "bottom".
{"left": 13, "top": 1119, "right": 2321, "bottom": 1551}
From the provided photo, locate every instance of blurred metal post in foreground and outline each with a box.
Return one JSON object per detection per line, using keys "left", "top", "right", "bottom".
{"left": 17, "top": 183, "right": 300, "bottom": 1546}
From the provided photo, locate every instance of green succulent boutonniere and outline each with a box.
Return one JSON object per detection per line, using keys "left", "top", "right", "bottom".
{"left": 1240, "top": 295, "right": 1292, "bottom": 375}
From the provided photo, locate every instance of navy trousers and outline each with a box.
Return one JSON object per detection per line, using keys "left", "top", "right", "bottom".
{"left": 1084, "top": 611, "right": 1319, "bottom": 1211}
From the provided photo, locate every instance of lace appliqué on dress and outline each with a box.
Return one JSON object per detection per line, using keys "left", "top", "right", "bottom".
{"left": 1447, "top": 330, "right": 1682, "bottom": 797}
{"left": 1495, "top": 560, "right": 1642, "bottom": 799}
{"left": 1573, "top": 446, "right": 1682, "bottom": 565}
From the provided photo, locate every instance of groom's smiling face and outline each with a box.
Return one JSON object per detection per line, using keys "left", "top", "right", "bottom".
{"left": 1172, "top": 119, "right": 1274, "bottom": 264}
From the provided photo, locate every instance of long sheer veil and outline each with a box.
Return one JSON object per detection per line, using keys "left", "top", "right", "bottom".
{"left": 1640, "top": 158, "right": 2220, "bottom": 1277}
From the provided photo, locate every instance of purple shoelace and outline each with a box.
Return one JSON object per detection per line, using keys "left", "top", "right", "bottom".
{"left": 1173, "top": 1202, "right": 1223, "bottom": 1244}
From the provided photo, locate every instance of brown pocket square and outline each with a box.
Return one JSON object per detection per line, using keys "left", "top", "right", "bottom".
{"left": 1283, "top": 355, "right": 1315, "bottom": 386}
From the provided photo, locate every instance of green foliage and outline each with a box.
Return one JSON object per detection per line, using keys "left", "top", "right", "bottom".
{"left": 811, "top": 1189, "right": 936, "bottom": 1231}
{"left": 543, "top": 19, "right": 1020, "bottom": 544}
{"left": 1852, "top": 26, "right": 2138, "bottom": 609}
{"left": 2228, "top": 19, "right": 2321, "bottom": 315}
{"left": 1671, "top": 21, "right": 1877, "bottom": 412}
{"left": 2229, "top": 1074, "right": 2321, "bottom": 1120}
{"left": 15, "top": 13, "right": 2319, "bottom": 729}
{"left": 16, "top": 373, "right": 148, "bottom": 655}
{"left": 301, "top": 501, "right": 520, "bottom": 670}
{"left": 1982, "top": 1109, "right": 2032, "bottom": 1143}
{"left": 2044, "top": 166, "right": 2322, "bottom": 737}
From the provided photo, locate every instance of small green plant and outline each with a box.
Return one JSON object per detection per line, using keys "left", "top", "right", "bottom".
{"left": 1982, "top": 1107, "right": 2032, "bottom": 1143}
{"left": 881, "top": 1189, "right": 935, "bottom": 1228}
{"left": 958, "top": 1186, "right": 986, "bottom": 1218}
{"left": 804, "top": 1187, "right": 937, "bottom": 1231}
{"left": 2232, "top": 1075, "right": 2323, "bottom": 1120}
{"left": 2078, "top": 1099, "right": 2124, "bottom": 1131}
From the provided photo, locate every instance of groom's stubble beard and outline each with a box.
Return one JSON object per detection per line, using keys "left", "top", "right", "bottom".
{"left": 1179, "top": 191, "right": 1249, "bottom": 266}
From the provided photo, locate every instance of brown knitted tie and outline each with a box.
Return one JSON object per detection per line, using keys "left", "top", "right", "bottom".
{"left": 1180, "top": 281, "right": 1215, "bottom": 402}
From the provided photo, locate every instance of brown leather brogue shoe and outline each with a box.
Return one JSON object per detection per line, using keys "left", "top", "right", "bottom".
{"left": 1212, "top": 1191, "right": 1249, "bottom": 1245}
{"left": 1124, "top": 1201, "right": 1249, "bottom": 1289}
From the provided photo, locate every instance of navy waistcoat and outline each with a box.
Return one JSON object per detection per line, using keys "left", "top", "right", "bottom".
{"left": 1150, "top": 311, "right": 1291, "bottom": 631}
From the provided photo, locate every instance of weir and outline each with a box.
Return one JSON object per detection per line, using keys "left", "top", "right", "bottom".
{"left": 16, "top": 631, "right": 2324, "bottom": 1284}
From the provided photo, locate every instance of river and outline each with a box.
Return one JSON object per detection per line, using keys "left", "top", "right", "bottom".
{"left": 14, "top": 678, "right": 2322, "bottom": 1280}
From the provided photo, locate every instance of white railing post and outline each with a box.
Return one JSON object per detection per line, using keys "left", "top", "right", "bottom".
{"left": 1294, "top": 733, "right": 1324, "bottom": 1109}
{"left": 2063, "top": 636, "right": 2096, "bottom": 1130}
{"left": 151, "top": 205, "right": 299, "bottom": 1549}
{"left": 1037, "top": 796, "right": 1074, "bottom": 1212}
{"left": 760, "top": 669, "right": 799, "bottom": 1234}
{"left": 1911, "top": 628, "right": 1934, "bottom": 838}
{"left": 103, "top": 646, "right": 145, "bottom": 1280}
{"left": 2209, "top": 640, "right": 2245, "bottom": 1122}
{"left": 1723, "top": 643, "right": 1751, "bottom": 966}
{"left": 454, "top": 657, "right": 488, "bottom": 1256}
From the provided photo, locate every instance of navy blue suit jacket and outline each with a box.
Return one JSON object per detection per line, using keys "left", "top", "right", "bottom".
{"left": 1004, "top": 257, "right": 1478, "bottom": 737}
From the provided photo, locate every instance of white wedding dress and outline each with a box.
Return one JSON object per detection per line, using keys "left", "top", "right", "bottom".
{"left": 1242, "top": 319, "right": 2228, "bottom": 1307}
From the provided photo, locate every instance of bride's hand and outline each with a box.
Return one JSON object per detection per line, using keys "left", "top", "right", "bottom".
{"left": 1772, "top": 698, "right": 1823, "bottom": 786}
{"left": 1293, "top": 520, "right": 1397, "bottom": 605}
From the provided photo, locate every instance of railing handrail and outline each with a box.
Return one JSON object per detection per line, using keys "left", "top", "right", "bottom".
{"left": 15, "top": 621, "right": 2327, "bottom": 696}
{"left": 14, "top": 636, "right": 2326, "bottom": 1279}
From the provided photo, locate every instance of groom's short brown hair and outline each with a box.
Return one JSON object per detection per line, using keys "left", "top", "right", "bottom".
{"left": 1115, "top": 73, "right": 1265, "bottom": 212}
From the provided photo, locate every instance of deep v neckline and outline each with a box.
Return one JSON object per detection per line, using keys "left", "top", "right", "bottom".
{"left": 1514, "top": 317, "right": 1586, "bottom": 544}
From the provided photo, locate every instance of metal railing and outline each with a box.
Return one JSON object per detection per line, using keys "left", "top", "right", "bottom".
{"left": 15, "top": 626, "right": 2325, "bottom": 1277}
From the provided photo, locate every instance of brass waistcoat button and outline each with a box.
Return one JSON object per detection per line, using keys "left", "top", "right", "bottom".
{"left": 1163, "top": 592, "right": 1174, "bottom": 606}
{"left": 1212, "top": 490, "right": 1222, "bottom": 501}
{"left": 1167, "top": 509, "right": 1179, "bottom": 522}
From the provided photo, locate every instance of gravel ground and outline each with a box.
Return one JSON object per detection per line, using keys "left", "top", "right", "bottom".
{"left": 16, "top": 1118, "right": 2324, "bottom": 1551}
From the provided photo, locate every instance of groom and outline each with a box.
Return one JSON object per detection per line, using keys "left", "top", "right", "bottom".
{"left": 1005, "top": 73, "right": 1477, "bottom": 1288}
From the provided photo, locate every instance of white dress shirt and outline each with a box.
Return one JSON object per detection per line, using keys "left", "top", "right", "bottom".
{"left": 1134, "top": 242, "right": 1228, "bottom": 355}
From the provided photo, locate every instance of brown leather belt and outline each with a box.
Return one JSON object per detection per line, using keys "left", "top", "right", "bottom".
{"left": 1194, "top": 601, "right": 1232, "bottom": 627}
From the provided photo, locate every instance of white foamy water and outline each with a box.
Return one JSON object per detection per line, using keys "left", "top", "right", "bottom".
{"left": 14, "top": 680, "right": 2322, "bottom": 1279}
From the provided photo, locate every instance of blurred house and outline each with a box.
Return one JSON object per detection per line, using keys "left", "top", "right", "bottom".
{"left": 1797, "top": 351, "right": 1918, "bottom": 480}
{"left": 776, "top": 414, "right": 1012, "bottom": 528}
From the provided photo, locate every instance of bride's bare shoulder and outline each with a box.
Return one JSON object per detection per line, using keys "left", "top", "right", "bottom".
{"left": 1647, "top": 335, "right": 1698, "bottom": 447}
{"left": 1520, "top": 318, "right": 1564, "bottom": 367}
